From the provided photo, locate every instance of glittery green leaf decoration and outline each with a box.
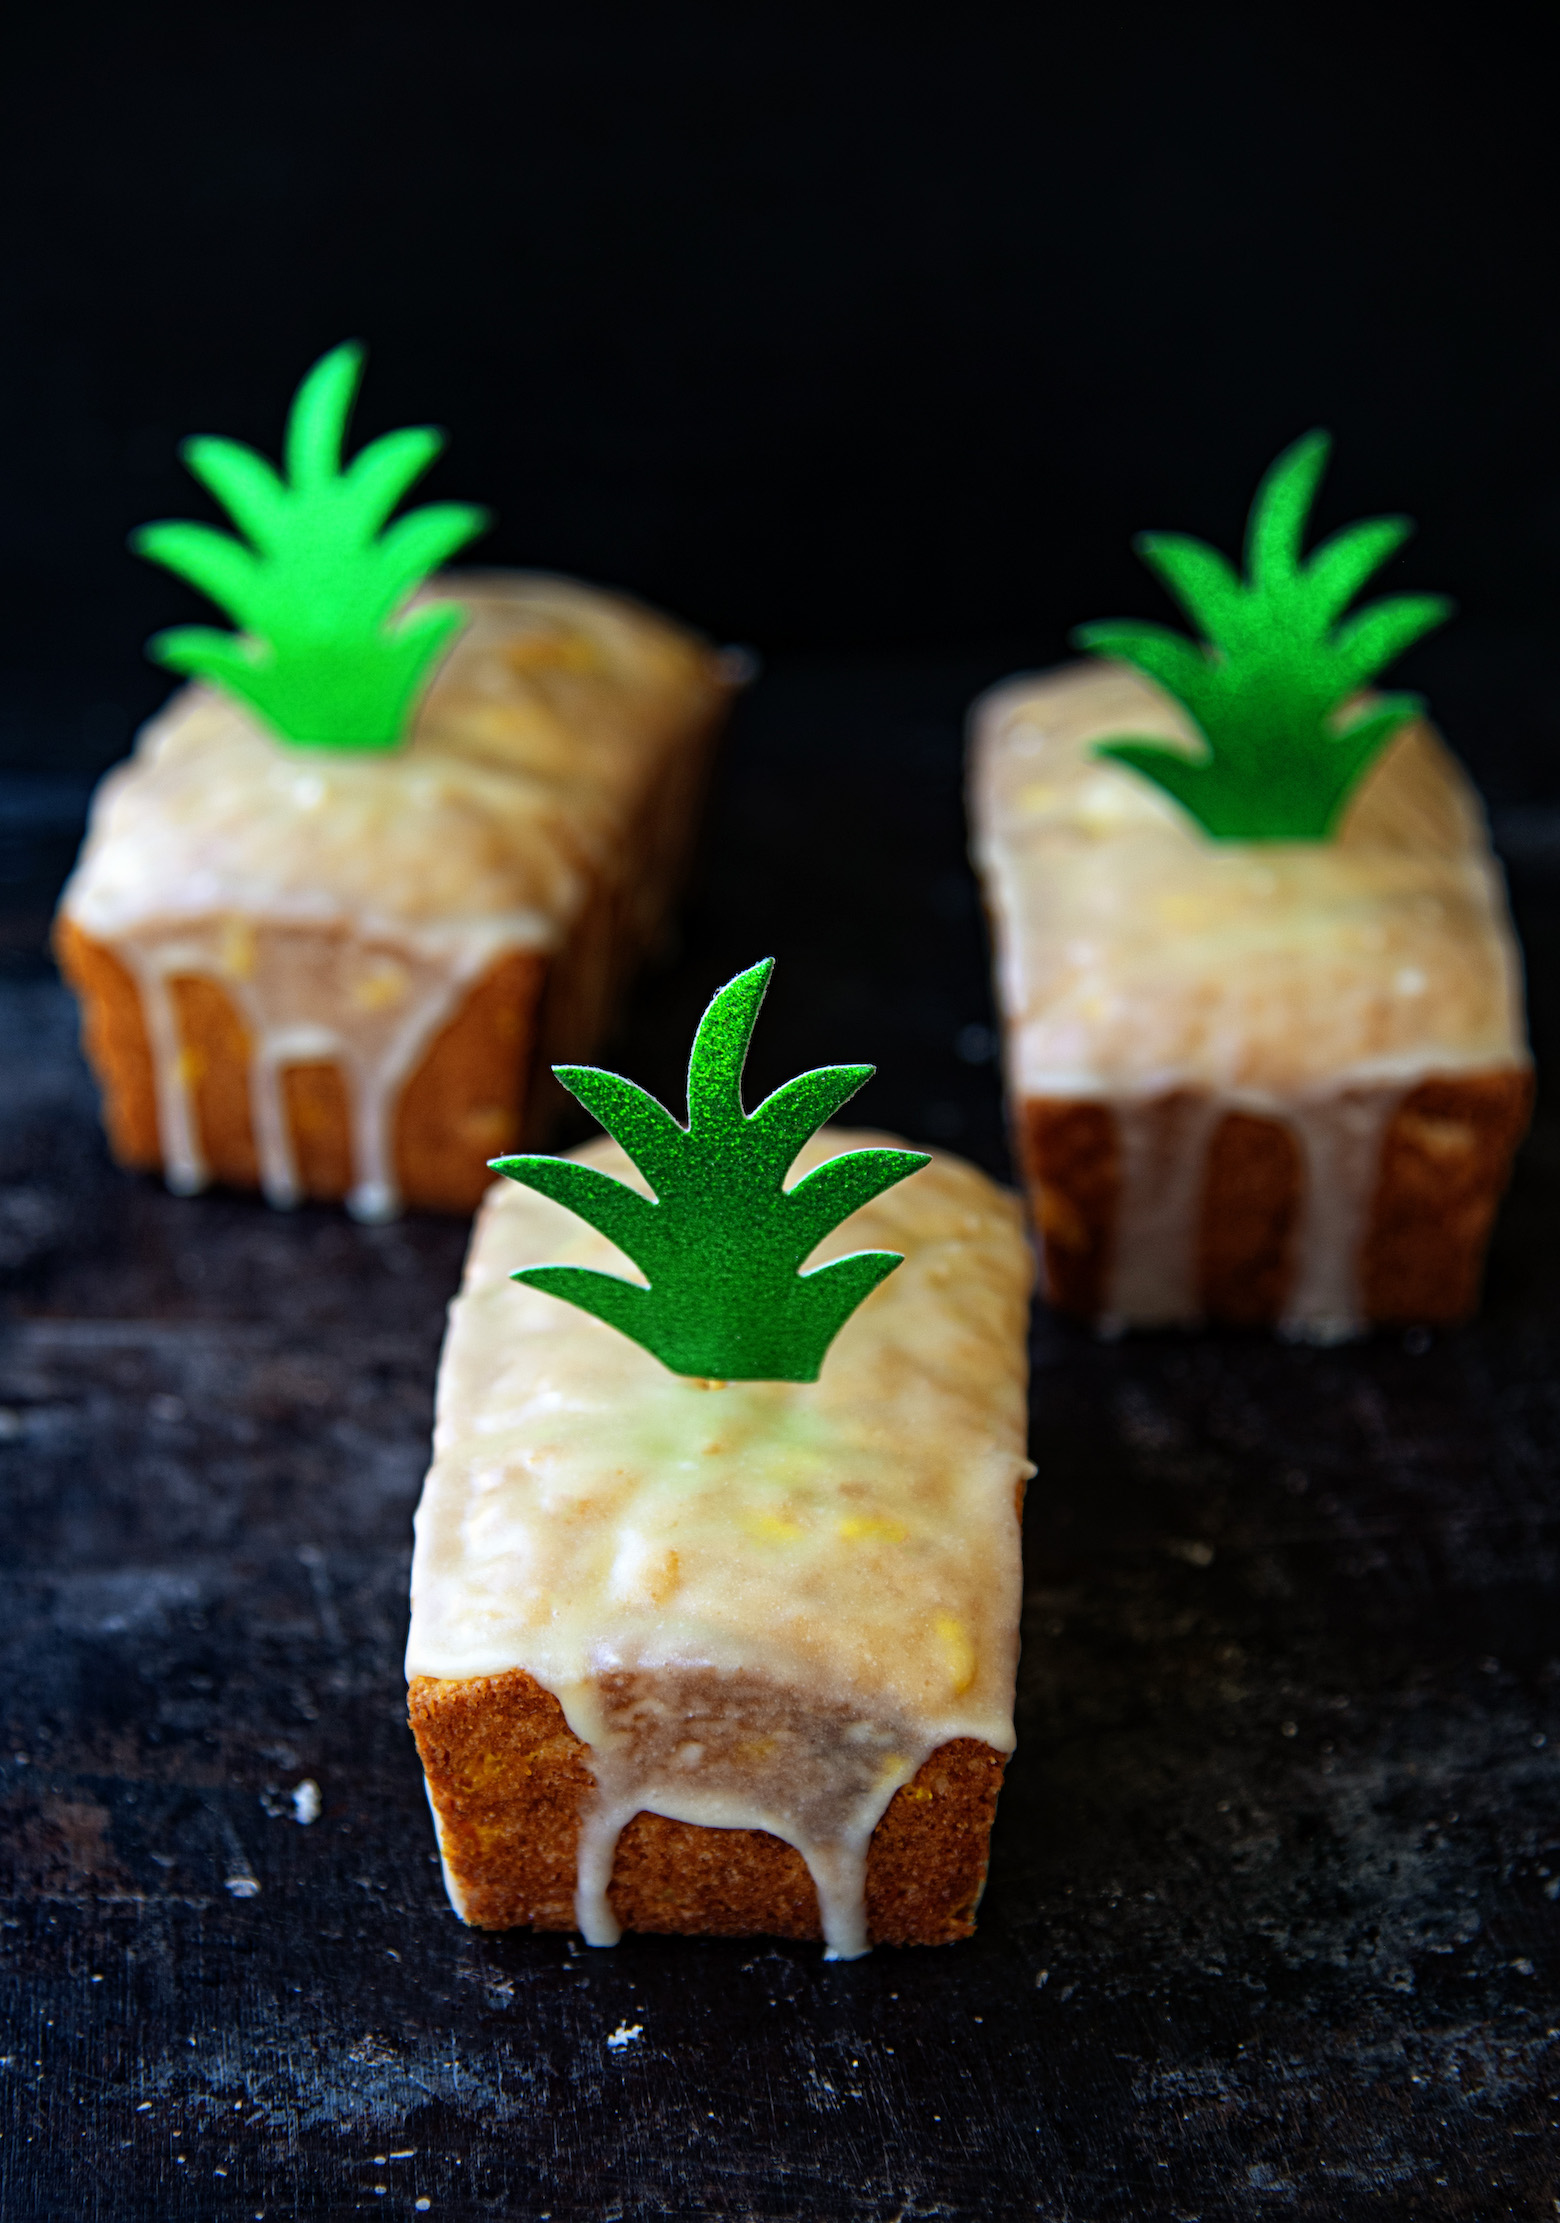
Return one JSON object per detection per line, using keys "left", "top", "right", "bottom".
{"left": 132, "top": 341, "right": 490, "bottom": 750}
{"left": 491, "top": 959, "right": 930, "bottom": 1382}
{"left": 1073, "top": 431, "right": 1452, "bottom": 839}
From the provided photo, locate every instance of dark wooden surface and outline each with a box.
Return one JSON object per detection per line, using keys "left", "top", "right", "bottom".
{"left": 4, "top": 655, "right": 1560, "bottom": 2220}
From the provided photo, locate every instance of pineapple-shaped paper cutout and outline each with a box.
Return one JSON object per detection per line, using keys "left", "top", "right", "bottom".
{"left": 492, "top": 960, "right": 930, "bottom": 1382}
{"left": 133, "top": 342, "right": 489, "bottom": 749}
{"left": 1074, "top": 431, "right": 1451, "bottom": 839}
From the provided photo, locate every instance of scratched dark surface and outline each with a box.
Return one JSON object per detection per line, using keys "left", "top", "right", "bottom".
{"left": 4, "top": 649, "right": 1560, "bottom": 2221}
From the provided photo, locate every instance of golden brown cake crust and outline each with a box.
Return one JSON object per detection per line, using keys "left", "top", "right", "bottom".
{"left": 1198, "top": 1110, "right": 1303, "bottom": 1328}
{"left": 1362, "top": 1070, "right": 1535, "bottom": 1321}
{"left": 408, "top": 1669, "right": 1006, "bottom": 1947}
{"left": 53, "top": 917, "right": 161, "bottom": 1170}
{"left": 55, "top": 914, "right": 548, "bottom": 1215}
{"left": 1017, "top": 1068, "right": 1533, "bottom": 1328}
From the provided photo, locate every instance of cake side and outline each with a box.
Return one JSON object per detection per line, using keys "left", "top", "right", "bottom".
{"left": 409, "top": 1669, "right": 1007, "bottom": 1946}
{"left": 406, "top": 1131, "right": 1033, "bottom": 1953}
{"left": 55, "top": 917, "right": 550, "bottom": 1212}
{"left": 1019, "top": 1071, "right": 1533, "bottom": 1327}
{"left": 56, "top": 573, "right": 734, "bottom": 1215}
{"left": 971, "top": 661, "right": 1532, "bottom": 1332}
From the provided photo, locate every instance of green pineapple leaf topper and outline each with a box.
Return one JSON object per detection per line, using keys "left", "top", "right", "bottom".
{"left": 132, "top": 342, "right": 490, "bottom": 750}
{"left": 1071, "top": 431, "right": 1452, "bottom": 840}
{"left": 490, "top": 959, "right": 931, "bottom": 1383}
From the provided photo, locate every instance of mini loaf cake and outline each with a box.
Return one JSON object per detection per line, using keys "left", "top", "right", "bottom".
{"left": 54, "top": 341, "right": 734, "bottom": 1219}
{"left": 57, "top": 573, "right": 733, "bottom": 1218}
{"left": 970, "top": 435, "right": 1531, "bottom": 1336}
{"left": 407, "top": 1128, "right": 1032, "bottom": 1954}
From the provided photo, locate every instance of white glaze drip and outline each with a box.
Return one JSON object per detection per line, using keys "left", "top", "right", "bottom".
{"left": 117, "top": 918, "right": 514, "bottom": 1219}
{"left": 246, "top": 1027, "right": 336, "bottom": 1209}
{"left": 560, "top": 1669, "right": 928, "bottom": 1960}
{"left": 120, "top": 947, "right": 208, "bottom": 1197}
{"left": 1281, "top": 1086, "right": 1406, "bottom": 1342}
{"left": 1102, "top": 1093, "right": 1223, "bottom": 1330}
{"left": 1098, "top": 1087, "right": 1402, "bottom": 1338}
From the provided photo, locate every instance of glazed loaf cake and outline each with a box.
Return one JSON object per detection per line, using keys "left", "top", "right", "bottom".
{"left": 970, "top": 662, "right": 1532, "bottom": 1335}
{"left": 56, "top": 573, "right": 734, "bottom": 1219}
{"left": 407, "top": 1129, "right": 1033, "bottom": 1955}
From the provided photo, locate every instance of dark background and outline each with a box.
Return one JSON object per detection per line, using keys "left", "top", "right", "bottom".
{"left": 7, "top": 9, "right": 1560, "bottom": 2220}
{"left": 3, "top": 1, "right": 1559, "bottom": 787}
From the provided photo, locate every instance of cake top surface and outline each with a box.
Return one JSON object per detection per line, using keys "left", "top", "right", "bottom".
{"left": 61, "top": 573, "right": 728, "bottom": 948}
{"left": 406, "top": 1128, "right": 1032, "bottom": 1752}
{"left": 971, "top": 660, "right": 1528, "bottom": 1099}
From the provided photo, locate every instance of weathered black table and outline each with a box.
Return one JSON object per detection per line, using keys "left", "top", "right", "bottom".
{"left": 3, "top": 654, "right": 1559, "bottom": 2219}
